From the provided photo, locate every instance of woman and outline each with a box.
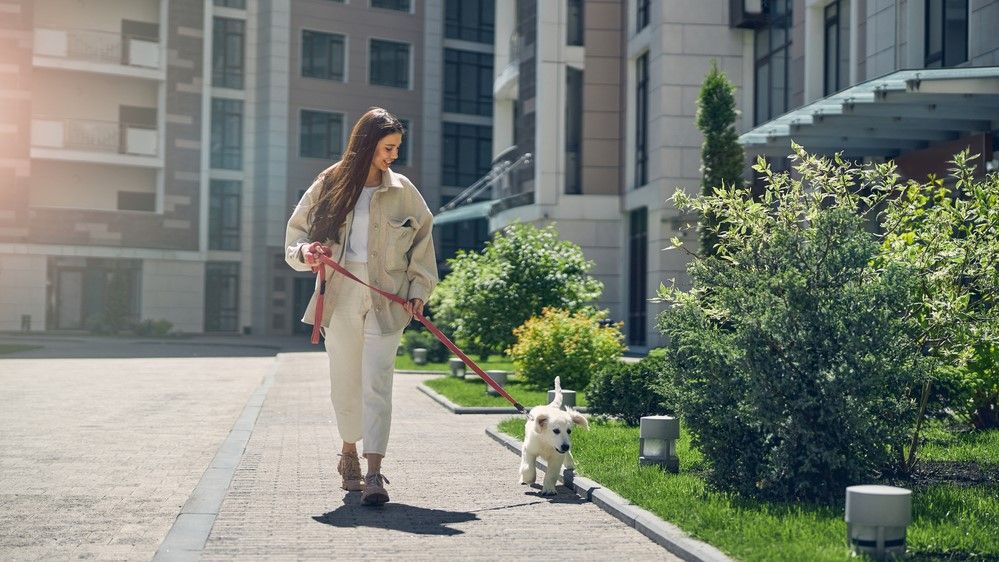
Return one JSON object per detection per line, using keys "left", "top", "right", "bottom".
{"left": 284, "top": 107, "right": 438, "bottom": 506}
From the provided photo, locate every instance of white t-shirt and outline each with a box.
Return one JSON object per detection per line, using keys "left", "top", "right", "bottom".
{"left": 345, "top": 186, "right": 379, "bottom": 262}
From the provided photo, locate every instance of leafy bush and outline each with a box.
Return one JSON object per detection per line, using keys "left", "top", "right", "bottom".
{"left": 429, "top": 223, "right": 603, "bottom": 358}
{"left": 659, "top": 148, "right": 933, "bottom": 502}
{"left": 944, "top": 343, "right": 999, "bottom": 430}
{"left": 133, "top": 319, "right": 173, "bottom": 337}
{"left": 587, "top": 353, "right": 678, "bottom": 425}
{"left": 401, "top": 328, "right": 449, "bottom": 363}
{"left": 507, "top": 307, "right": 625, "bottom": 391}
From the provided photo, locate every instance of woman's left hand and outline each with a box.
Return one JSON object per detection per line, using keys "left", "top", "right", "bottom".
{"left": 403, "top": 298, "right": 424, "bottom": 318}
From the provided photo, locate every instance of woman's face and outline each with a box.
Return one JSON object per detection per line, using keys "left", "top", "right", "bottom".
{"left": 370, "top": 132, "right": 402, "bottom": 172}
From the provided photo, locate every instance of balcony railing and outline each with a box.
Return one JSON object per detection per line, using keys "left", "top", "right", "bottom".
{"left": 34, "top": 27, "right": 161, "bottom": 69}
{"left": 32, "top": 117, "right": 159, "bottom": 157}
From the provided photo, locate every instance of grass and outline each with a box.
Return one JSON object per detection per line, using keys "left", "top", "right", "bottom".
{"left": 918, "top": 419, "right": 999, "bottom": 466}
{"left": 0, "top": 344, "right": 41, "bottom": 355}
{"left": 497, "top": 418, "right": 999, "bottom": 562}
{"left": 424, "top": 374, "right": 589, "bottom": 408}
{"left": 394, "top": 354, "right": 516, "bottom": 372}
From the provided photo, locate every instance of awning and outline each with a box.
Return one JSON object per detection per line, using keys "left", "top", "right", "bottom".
{"left": 433, "top": 199, "right": 494, "bottom": 226}
{"left": 739, "top": 67, "right": 999, "bottom": 158}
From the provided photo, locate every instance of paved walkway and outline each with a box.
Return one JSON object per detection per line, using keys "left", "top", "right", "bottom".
{"left": 1, "top": 343, "right": 678, "bottom": 561}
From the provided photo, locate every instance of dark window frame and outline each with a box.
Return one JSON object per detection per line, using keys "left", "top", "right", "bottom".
{"left": 637, "top": 0, "right": 650, "bottom": 31}
{"left": 442, "top": 122, "right": 492, "bottom": 187}
{"left": 213, "top": 16, "right": 244, "bottom": 89}
{"left": 445, "top": 0, "right": 495, "bottom": 44}
{"left": 209, "top": 179, "right": 241, "bottom": 251}
{"left": 924, "top": 0, "right": 968, "bottom": 68}
{"left": 823, "top": 0, "right": 850, "bottom": 96}
{"left": 205, "top": 262, "right": 240, "bottom": 332}
{"left": 371, "top": 0, "right": 411, "bottom": 12}
{"left": 443, "top": 49, "right": 494, "bottom": 116}
{"left": 565, "top": 66, "right": 583, "bottom": 194}
{"left": 301, "top": 29, "right": 346, "bottom": 81}
{"left": 211, "top": 98, "right": 243, "bottom": 170}
{"left": 299, "top": 109, "right": 344, "bottom": 160}
{"left": 628, "top": 207, "right": 648, "bottom": 346}
{"left": 635, "top": 52, "right": 649, "bottom": 188}
{"left": 369, "top": 38, "right": 411, "bottom": 89}
{"left": 567, "top": 0, "right": 584, "bottom": 46}
{"left": 753, "top": 0, "right": 792, "bottom": 125}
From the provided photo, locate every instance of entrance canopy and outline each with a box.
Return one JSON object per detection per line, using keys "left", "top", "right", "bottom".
{"left": 433, "top": 199, "right": 494, "bottom": 226}
{"left": 739, "top": 67, "right": 999, "bottom": 159}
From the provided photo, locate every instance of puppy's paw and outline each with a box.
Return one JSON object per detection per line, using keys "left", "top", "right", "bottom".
{"left": 540, "top": 485, "right": 557, "bottom": 496}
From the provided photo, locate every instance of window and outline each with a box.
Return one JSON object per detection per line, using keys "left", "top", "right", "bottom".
{"left": 396, "top": 118, "right": 410, "bottom": 166}
{"left": 302, "top": 30, "right": 345, "bottom": 81}
{"left": 635, "top": 52, "right": 648, "bottom": 188}
{"left": 300, "top": 110, "right": 344, "bottom": 160}
{"left": 823, "top": 0, "right": 850, "bottom": 96}
{"left": 442, "top": 122, "right": 492, "bottom": 186}
{"left": 438, "top": 196, "right": 490, "bottom": 271}
{"left": 213, "top": 17, "right": 244, "bottom": 89}
{"left": 754, "top": 0, "right": 791, "bottom": 125}
{"left": 444, "top": 49, "right": 493, "bottom": 116}
{"left": 370, "top": 39, "right": 410, "bottom": 88}
{"left": 637, "top": 0, "right": 650, "bottom": 31}
{"left": 565, "top": 66, "right": 583, "bottom": 194}
{"left": 214, "top": 0, "right": 245, "bottom": 8}
{"left": 628, "top": 208, "right": 648, "bottom": 346}
{"left": 211, "top": 98, "right": 243, "bottom": 170}
{"left": 568, "top": 0, "right": 584, "bottom": 46}
{"left": 209, "top": 180, "right": 241, "bottom": 251}
{"left": 925, "top": 0, "right": 968, "bottom": 68}
{"left": 445, "top": 0, "right": 495, "bottom": 44}
{"left": 372, "top": 0, "right": 410, "bottom": 12}
{"left": 205, "top": 262, "right": 239, "bottom": 332}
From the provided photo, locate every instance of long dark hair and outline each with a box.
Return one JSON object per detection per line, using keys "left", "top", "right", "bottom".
{"left": 308, "top": 107, "right": 405, "bottom": 243}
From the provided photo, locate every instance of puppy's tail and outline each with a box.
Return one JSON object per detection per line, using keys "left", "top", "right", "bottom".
{"left": 551, "top": 376, "right": 563, "bottom": 408}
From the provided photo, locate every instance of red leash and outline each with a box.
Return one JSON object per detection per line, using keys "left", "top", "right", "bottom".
{"left": 305, "top": 243, "right": 527, "bottom": 415}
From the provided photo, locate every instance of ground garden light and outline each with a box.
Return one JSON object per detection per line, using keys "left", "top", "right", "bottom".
{"left": 412, "top": 347, "right": 428, "bottom": 365}
{"left": 484, "top": 370, "right": 508, "bottom": 396}
{"left": 448, "top": 357, "right": 465, "bottom": 378}
{"left": 845, "top": 485, "right": 912, "bottom": 560}
{"left": 639, "top": 415, "right": 679, "bottom": 472}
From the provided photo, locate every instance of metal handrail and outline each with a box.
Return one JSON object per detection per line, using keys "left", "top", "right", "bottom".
{"left": 440, "top": 152, "right": 533, "bottom": 212}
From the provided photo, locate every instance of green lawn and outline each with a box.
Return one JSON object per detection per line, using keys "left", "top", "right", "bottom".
{"left": 498, "top": 418, "right": 998, "bottom": 562}
{"left": 424, "top": 374, "right": 589, "bottom": 408}
{"left": 0, "top": 344, "right": 41, "bottom": 355}
{"left": 394, "top": 354, "right": 516, "bottom": 372}
{"left": 918, "top": 420, "right": 999, "bottom": 466}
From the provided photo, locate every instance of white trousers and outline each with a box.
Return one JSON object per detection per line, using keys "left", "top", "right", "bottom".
{"left": 322, "top": 261, "right": 403, "bottom": 456}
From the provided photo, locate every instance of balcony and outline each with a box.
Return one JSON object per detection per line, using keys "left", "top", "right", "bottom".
{"left": 33, "top": 27, "right": 164, "bottom": 80}
{"left": 31, "top": 117, "right": 162, "bottom": 168}
{"left": 495, "top": 20, "right": 534, "bottom": 100}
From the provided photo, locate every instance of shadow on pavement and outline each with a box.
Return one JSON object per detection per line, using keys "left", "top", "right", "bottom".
{"left": 314, "top": 494, "right": 479, "bottom": 536}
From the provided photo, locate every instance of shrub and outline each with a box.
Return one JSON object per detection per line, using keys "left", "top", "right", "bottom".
{"left": 946, "top": 343, "right": 999, "bottom": 430}
{"left": 587, "top": 353, "right": 678, "bottom": 426}
{"left": 401, "top": 327, "right": 449, "bottom": 363}
{"left": 659, "top": 147, "right": 933, "bottom": 502}
{"left": 133, "top": 319, "right": 173, "bottom": 337}
{"left": 507, "top": 307, "right": 625, "bottom": 391}
{"left": 429, "top": 223, "right": 603, "bottom": 358}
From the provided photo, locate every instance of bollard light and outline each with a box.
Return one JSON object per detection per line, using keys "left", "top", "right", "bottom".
{"left": 547, "top": 389, "right": 577, "bottom": 410}
{"left": 845, "top": 485, "right": 912, "bottom": 561}
{"left": 484, "top": 370, "right": 509, "bottom": 396}
{"left": 639, "top": 415, "right": 679, "bottom": 472}
{"left": 448, "top": 357, "right": 466, "bottom": 378}
{"left": 412, "top": 347, "right": 428, "bottom": 365}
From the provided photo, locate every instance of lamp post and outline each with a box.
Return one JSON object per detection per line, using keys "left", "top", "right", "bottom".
{"left": 484, "top": 370, "right": 508, "bottom": 396}
{"left": 547, "top": 389, "right": 577, "bottom": 410}
{"left": 639, "top": 415, "right": 679, "bottom": 472}
{"left": 845, "top": 485, "right": 912, "bottom": 561}
{"left": 448, "top": 357, "right": 466, "bottom": 378}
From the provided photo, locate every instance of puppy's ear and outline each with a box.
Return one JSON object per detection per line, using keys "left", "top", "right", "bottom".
{"left": 534, "top": 413, "right": 549, "bottom": 431}
{"left": 568, "top": 409, "right": 589, "bottom": 430}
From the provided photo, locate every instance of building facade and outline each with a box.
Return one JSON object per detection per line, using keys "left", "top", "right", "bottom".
{"left": 0, "top": 0, "right": 494, "bottom": 335}
{"left": 452, "top": 0, "right": 997, "bottom": 351}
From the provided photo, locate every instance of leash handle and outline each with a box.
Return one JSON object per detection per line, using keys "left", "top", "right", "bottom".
{"left": 309, "top": 250, "right": 527, "bottom": 414}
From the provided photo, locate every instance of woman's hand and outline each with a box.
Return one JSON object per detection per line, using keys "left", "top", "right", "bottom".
{"left": 303, "top": 242, "right": 331, "bottom": 270}
{"left": 403, "top": 298, "right": 424, "bottom": 318}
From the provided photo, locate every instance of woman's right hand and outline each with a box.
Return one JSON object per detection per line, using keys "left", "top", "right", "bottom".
{"left": 303, "top": 242, "right": 331, "bottom": 269}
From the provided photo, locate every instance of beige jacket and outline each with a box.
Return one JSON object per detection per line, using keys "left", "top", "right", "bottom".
{"left": 284, "top": 166, "right": 438, "bottom": 334}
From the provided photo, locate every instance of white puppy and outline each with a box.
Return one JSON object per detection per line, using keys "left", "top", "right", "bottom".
{"left": 520, "top": 376, "right": 589, "bottom": 496}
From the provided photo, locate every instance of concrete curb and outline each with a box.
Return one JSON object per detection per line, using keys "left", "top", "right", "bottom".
{"left": 417, "top": 383, "right": 590, "bottom": 415}
{"left": 484, "top": 427, "right": 734, "bottom": 562}
{"left": 152, "top": 358, "right": 279, "bottom": 562}
{"left": 395, "top": 369, "right": 448, "bottom": 375}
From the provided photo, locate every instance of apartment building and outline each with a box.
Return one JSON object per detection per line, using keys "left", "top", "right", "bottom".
{"left": 0, "top": 0, "right": 495, "bottom": 336}
{"left": 436, "top": 0, "right": 997, "bottom": 351}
